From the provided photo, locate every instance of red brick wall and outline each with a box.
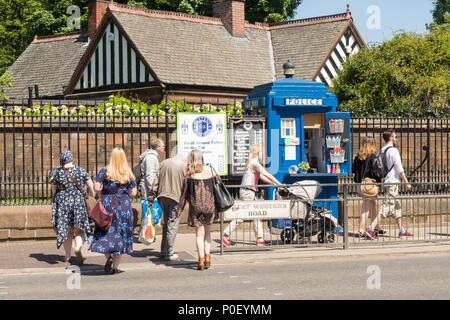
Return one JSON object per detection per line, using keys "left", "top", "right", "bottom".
{"left": 88, "top": 0, "right": 111, "bottom": 40}
{"left": 213, "top": 0, "right": 245, "bottom": 36}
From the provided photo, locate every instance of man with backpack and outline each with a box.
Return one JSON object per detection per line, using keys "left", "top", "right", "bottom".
{"left": 138, "top": 138, "right": 165, "bottom": 201}
{"left": 366, "top": 129, "right": 413, "bottom": 239}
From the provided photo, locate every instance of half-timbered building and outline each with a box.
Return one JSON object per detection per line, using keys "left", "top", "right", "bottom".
{"left": 3, "top": 0, "right": 365, "bottom": 103}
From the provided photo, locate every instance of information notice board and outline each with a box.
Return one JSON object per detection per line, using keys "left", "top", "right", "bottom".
{"left": 230, "top": 118, "right": 266, "bottom": 175}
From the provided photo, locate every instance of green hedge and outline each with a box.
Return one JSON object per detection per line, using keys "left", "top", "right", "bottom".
{"left": 0, "top": 94, "right": 243, "bottom": 117}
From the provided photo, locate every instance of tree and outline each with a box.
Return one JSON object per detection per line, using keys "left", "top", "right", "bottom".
{"left": 0, "top": 72, "right": 12, "bottom": 100}
{"left": 331, "top": 29, "right": 450, "bottom": 115}
{"left": 431, "top": 0, "right": 450, "bottom": 25}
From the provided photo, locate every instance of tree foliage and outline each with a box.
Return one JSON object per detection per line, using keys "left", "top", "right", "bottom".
{"left": 331, "top": 29, "right": 450, "bottom": 116}
{"left": 0, "top": 0, "right": 303, "bottom": 75}
{"left": 431, "top": 0, "right": 450, "bottom": 25}
{"left": 0, "top": 72, "right": 12, "bottom": 100}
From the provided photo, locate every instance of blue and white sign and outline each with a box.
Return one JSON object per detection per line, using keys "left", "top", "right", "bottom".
{"left": 192, "top": 116, "right": 213, "bottom": 137}
{"left": 177, "top": 112, "right": 228, "bottom": 175}
{"left": 286, "top": 98, "right": 323, "bottom": 106}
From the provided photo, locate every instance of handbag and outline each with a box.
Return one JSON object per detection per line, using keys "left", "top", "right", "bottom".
{"left": 361, "top": 177, "right": 379, "bottom": 198}
{"left": 360, "top": 159, "right": 379, "bottom": 198}
{"left": 62, "top": 167, "right": 97, "bottom": 213}
{"left": 89, "top": 187, "right": 121, "bottom": 231}
{"left": 210, "top": 166, "right": 234, "bottom": 212}
{"left": 63, "top": 167, "right": 120, "bottom": 231}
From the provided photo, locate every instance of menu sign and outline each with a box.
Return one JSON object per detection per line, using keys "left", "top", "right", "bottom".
{"left": 230, "top": 118, "right": 265, "bottom": 175}
{"left": 326, "top": 116, "right": 349, "bottom": 162}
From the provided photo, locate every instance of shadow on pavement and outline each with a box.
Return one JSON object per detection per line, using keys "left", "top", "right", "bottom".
{"left": 29, "top": 253, "right": 66, "bottom": 265}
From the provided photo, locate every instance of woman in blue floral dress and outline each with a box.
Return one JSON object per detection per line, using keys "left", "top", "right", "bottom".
{"left": 89, "top": 147, "right": 137, "bottom": 274}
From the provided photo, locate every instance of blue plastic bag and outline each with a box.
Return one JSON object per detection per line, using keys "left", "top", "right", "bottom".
{"left": 151, "top": 199, "right": 163, "bottom": 227}
{"left": 141, "top": 199, "right": 149, "bottom": 221}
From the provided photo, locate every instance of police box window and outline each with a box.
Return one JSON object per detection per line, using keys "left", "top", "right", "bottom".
{"left": 281, "top": 118, "right": 296, "bottom": 138}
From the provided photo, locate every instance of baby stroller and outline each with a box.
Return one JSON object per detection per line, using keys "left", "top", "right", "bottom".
{"left": 268, "top": 180, "right": 338, "bottom": 244}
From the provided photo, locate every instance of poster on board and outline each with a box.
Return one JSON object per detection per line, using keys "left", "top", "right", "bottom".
{"left": 229, "top": 118, "right": 265, "bottom": 175}
{"left": 177, "top": 112, "right": 228, "bottom": 175}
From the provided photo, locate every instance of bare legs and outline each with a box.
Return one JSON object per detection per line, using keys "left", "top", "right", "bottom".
{"left": 359, "top": 200, "right": 378, "bottom": 234}
{"left": 104, "top": 253, "right": 122, "bottom": 272}
{"left": 196, "top": 224, "right": 211, "bottom": 259}
{"left": 63, "top": 227, "right": 84, "bottom": 265}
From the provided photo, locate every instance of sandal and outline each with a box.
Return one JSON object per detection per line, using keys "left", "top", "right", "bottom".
{"left": 355, "top": 231, "right": 365, "bottom": 238}
{"left": 74, "top": 249, "right": 84, "bottom": 266}
{"left": 111, "top": 268, "right": 124, "bottom": 275}
{"left": 104, "top": 256, "right": 113, "bottom": 274}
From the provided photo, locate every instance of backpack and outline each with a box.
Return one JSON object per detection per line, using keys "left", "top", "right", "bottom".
{"left": 132, "top": 162, "right": 142, "bottom": 186}
{"left": 132, "top": 152, "right": 150, "bottom": 186}
{"left": 372, "top": 146, "right": 394, "bottom": 181}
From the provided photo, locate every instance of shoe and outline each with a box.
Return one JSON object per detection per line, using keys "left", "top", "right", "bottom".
{"left": 365, "top": 228, "right": 378, "bottom": 240}
{"left": 74, "top": 249, "right": 84, "bottom": 266}
{"left": 205, "top": 254, "right": 211, "bottom": 269}
{"left": 399, "top": 230, "right": 413, "bottom": 238}
{"left": 256, "top": 240, "right": 271, "bottom": 246}
{"left": 111, "top": 268, "right": 124, "bottom": 275}
{"left": 104, "top": 256, "right": 113, "bottom": 274}
{"left": 222, "top": 238, "right": 231, "bottom": 248}
{"left": 375, "top": 228, "right": 387, "bottom": 235}
{"left": 355, "top": 231, "right": 365, "bottom": 238}
{"left": 197, "top": 257, "right": 205, "bottom": 271}
{"left": 164, "top": 254, "right": 180, "bottom": 261}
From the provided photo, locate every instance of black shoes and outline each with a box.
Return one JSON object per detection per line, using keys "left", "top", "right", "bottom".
{"left": 104, "top": 256, "right": 113, "bottom": 274}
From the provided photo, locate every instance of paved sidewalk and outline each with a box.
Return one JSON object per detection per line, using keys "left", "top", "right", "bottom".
{"left": 1, "top": 230, "right": 450, "bottom": 275}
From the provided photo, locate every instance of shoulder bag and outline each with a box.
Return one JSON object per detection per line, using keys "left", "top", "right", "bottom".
{"left": 210, "top": 166, "right": 234, "bottom": 212}
{"left": 63, "top": 167, "right": 97, "bottom": 213}
{"left": 63, "top": 167, "right": 120, "bottom": 231}
{"left": 360, "top": 158, "right": 379, "bottom": 198}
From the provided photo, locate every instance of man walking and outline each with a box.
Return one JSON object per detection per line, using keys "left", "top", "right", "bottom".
{"left": 152, "top": 152, "right": 188, "bottom": 261}
{"left": 139, "top": 138, "right": 165, "bottom": 201}
{"left": 366, "top": 129, "right": 413, "bottom": 239}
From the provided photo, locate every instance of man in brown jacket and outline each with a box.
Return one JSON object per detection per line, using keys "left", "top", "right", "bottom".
{"left": 152, "top": 152, "right": 188, "bottom": 261}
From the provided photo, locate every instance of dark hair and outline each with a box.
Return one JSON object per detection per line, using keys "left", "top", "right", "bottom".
{"left": 382, "top": 129, "right": 395, "bottom": 143}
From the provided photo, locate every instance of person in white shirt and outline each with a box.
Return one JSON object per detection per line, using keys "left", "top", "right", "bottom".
{"left": 365, "top": 130, "right": 413, "bottom": 239}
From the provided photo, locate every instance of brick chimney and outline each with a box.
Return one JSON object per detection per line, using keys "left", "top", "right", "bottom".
{"left": 88, "top": 0, "right": 113, "bottom": 40}
{"left": 213, "top": 0, "right": 245, "bottom": 37}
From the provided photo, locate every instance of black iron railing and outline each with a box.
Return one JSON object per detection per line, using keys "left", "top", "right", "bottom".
{"left": 1, "top": 98, "right": 449, "bottom": 205}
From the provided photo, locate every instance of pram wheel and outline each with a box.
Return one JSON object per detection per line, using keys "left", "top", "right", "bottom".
{"left": 318, "top": 232, "right": 336, "bottom": 243}
{"left": 280, "top": 229, "right": 296, "bottom": 244}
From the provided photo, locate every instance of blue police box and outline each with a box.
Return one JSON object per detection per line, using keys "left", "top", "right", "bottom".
{"left": 242, "top": 62, "right": 351, "bottom": 222}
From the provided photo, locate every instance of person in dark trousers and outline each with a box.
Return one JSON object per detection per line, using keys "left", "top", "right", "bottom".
{"left": 152, "top": 152, "right": 188, "bottom": 261}
{"left": 366, "top": 130, "right": 413, "bottom": 239}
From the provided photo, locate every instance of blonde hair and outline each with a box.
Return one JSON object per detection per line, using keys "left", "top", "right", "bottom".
{"left": 357, "top": 137, "right": 377, "bottom": 161}
{"left": 246, "top": 144, "right": 261, "bottom": 170}
{"left": 186, "top": 149, "right": 204, "bottom": 176}
{"left": 106, "top": 147, "right": 135, "bottom": 184}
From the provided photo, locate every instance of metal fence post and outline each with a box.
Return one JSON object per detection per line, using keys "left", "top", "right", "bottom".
{"left": 343, "top": 184, "right": 349, "bottom": 250}
{"left": 220, "top": 211, "right": 224, "bottom": 255}
{"left": 164, "top": 96, "right": 170, "bottom": 157}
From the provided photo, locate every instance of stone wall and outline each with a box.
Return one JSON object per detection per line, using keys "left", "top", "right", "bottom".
{"left": 1, "top": 197, "right": 449, "bottom": 241}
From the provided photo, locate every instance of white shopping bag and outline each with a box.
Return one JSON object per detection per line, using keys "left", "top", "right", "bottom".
{"left": 138, "top": 214, "right": 156, "bottom": 245}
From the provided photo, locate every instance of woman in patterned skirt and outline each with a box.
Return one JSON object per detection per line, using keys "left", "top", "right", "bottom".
{"left": 176, "top": 149, "right": 218, "bottom": 270}
{"left": 89, "top": 147, "right": 137, "bottom": 274}
{"left": 51, "top": 150, "right": 95, "bottom": 266}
